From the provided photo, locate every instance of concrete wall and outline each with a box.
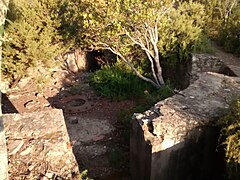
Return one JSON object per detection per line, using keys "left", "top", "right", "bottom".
{"left": 130, "top": 117, "right": 151, "bottom": 180}
{"left": 130, "top": 68, "right": 240, "bottom": 180}
{"left": 151, "top": 126, "right": 224, "bottom": 180}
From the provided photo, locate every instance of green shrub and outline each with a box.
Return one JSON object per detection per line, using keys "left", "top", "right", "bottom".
{"left": 217, "top": 1, "right": 240, "bottom": 55}
{"left": 90, "top": 61, "right": 154, "bottom": 100}
{"left": 219, "top": 19, "right": 240, "bottom": 56}
{"left": 56, "top": 0, "right": 207, "bottom": 88}
{"left": 219, "top": 97, "right": 240, "bottom": 180}
{"left": 2, "top": 0, "right": 65, "bottom": 85}
{"left": 80, "top": 169, "right": 93, "bottom": 180}
{"left": 196, "top": 0, "right": 240, "bottom": 55}
{"left": 191, "top": 33, "right": 214, "bottom": 54}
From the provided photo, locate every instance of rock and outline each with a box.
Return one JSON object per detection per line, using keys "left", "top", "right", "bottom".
{"left": 20, "top": 146, "right": 33, "bottom": 156}
{"left": 92, "top": 135, "right": 105, "bottom": 141}
{"left": 68, "top": 117, "right": 78, "bottom": 124}
{"left": 0, "top": 80, "right": 10, "bottom": 93}
{"left": 8, "top": 139, "right": 24, "bottom": 155}
{"left": 55, "top": 176, "right": 63, "bottom": 180}
{"left": 35, "top": 93, "right": 43, "bottom": 97}
{"left": 65, "top": 117, "right": 114, "bottom": 143}
{"left": 63, "top": 49, "right": 88, "bottom": 73}
{"left": 45, "top": 172, "right": 54, "bottom": 179}
{"left": 17, "top": 77, "right": 31, "bottom": 89}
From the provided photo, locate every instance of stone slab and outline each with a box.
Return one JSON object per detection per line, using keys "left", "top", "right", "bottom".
{"left": 3, "top": 109, "right": 80, "bottom": 179}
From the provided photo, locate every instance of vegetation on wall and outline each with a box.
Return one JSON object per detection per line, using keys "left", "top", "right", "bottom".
{"left": 219, "top": 97, "right": 240, "bottom": 180}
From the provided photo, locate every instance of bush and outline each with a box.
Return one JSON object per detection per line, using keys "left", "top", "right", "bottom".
{"left": 196, "top": 0, "right": 240, "bottom": 55}
{"left": 90, "top": 61, "right": 154, "bottom": 100}
{"left": 2, "top": 0, "right": 65, "bottom": 86}
{"left": 191, "top": 33, "right": 214, "bottom": 54}
{"left": 56, "top": 0, "right": 207, "bottom": 88}
{"left": 219, "top": 18, "right": 240, "bottom": 56}
{"left": 219, "top": 97, "right": 240, "bottom": 180}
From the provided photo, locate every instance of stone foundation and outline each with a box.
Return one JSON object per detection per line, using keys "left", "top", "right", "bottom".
{"left": 130, "top": 72, "right": 240, "bottom": 180}
{"left": 2, "top": 109, "right": 80, "bottom": 179}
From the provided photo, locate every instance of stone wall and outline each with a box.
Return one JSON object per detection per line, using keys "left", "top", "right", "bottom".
{"left": 2, "top": 109, "right": 80, "bottom": 179}
{"left": 190, "top": 54, "right": 237, "bottom": 83}
{"left": 130, "top": 54, "right": 240, "bottom": 180}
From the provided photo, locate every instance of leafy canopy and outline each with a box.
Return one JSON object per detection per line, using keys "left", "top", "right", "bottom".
{"left": 62, "top": 0, "right": 206, "bottom": 88}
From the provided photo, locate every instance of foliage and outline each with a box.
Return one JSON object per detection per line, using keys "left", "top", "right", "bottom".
{"left": 218, "top": 8, "right": 240, "bottom": 55}
{"left": 2, "top": 0, "right": 66, "bottom": 85}
{"left": 219, "top": 97, "right": 240, "bottom": 179}
{"left": 80, "top": 169, "right": 93, "bottom": 180}
{"left": 90, "top": 61, "right": 154, "bottom": 100}
{"left": 191, "top": 33, "right": 214, "bottom": 54}
{"left": 58, "top": 0, "right": 206, "bottom": 88}
{"left": 197, "top": 0, "right": 240, "bottom": 55}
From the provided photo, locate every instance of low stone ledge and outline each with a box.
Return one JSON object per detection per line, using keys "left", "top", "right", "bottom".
{"left": 130, "top": 72, "right": 240, "bottom": 180}
{"left": 3, "top": 109, "right": 80, "bottom": 179}
{"left": 191, "top": 54, "right": 237, "bottom": 83}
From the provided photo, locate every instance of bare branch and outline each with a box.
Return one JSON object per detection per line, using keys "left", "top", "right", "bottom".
{"left": 145, "top": 51, "right": 160, "bottom": 87}
{"left": 107, "top": 46, "right": 161, "bottom": 88}
{"left": 144, "top": 31, "right": 150, "bottom": 50}
{"left": 125, "top": 31, "right": 154, "bottom": 57}
{"left": 154, "top": 20, "right": 158, "bottom": 43}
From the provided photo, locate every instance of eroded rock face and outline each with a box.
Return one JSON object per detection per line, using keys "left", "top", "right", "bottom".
{"left": 131, "top": 72, "right": 240, "bottom": 180}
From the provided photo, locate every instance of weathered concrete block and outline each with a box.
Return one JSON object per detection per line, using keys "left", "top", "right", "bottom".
{"left": 130, "top": 72, "right": 240, "bottom": 180}
{"left": 3, "top": 109, "right": 80, "bottom": 179}
{"left": 0, "top": 117, "right": 8, "bottom": 180}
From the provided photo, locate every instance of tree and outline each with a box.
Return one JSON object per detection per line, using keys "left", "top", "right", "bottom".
{"left": 2, "top": 0, "right": 66, "bottom": 85}
{"left": 62, "top": 0, "right": 206, "bottom": 88}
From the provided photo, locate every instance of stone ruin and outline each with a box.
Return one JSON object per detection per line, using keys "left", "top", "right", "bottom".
{"left": 0, "top": 110, "right": 80, "bottom": 180}
{"left": 1, "top": 53, "right": 240, "bottom": 180}
{"left": 62, "top": 49, "right": 116, "bottom": 73}
{"left": 130, "top": 54, "right": 240, "bottom": 180}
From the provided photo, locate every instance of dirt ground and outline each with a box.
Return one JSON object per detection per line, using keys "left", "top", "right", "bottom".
{"left": 2, "top": 70, "right": 136, "bottom": 179}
